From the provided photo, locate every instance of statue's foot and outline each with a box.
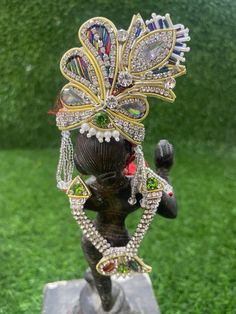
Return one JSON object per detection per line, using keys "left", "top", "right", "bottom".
{"left": 83, "top": 268, "right": 113, "bottom": 310}
{"left": 73, "top": 274, "right": 137, "bottom": 314}
{"left": 84, "top": 268, "right": 96, "bottom": 287}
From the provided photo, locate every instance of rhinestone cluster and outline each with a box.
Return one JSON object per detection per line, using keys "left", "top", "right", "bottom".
{"left": 106, "top": 95, "right": 118, "bottom": 109}
{"left": 137, "top": 85, "right": 172, "bottom": 98}
{"left": 113, "top": 116, "right": 145, "bottom": 143}
{"left": 97, "top": 253, "right": 148, "bottom": 277}
{"left": 56, "top": 110, "right": 94, "bottom": 129}
{"left": 144, "top": 65, "right": 185, "bottom": 80}
{"left": 117, "top": 71, "right": 133, "bottom": 87}
{"left": 122, "top": 15, "right": 145, "bottom": 68}
{"left": 130, "top": 30, "right": 174, "bottom": 73}
{"left": 80, "top": 19, "right": 117, "bottom": 89}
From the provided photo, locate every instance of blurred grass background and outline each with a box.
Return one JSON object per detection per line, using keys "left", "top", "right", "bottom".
{"left": 0, "top": 0, "right": 236, "bottom": 313}
{"left": 0, "top": 0, "right": 235, "bottom": 148}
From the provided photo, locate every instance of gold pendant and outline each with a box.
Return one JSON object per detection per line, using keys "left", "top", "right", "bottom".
{"left": 96, "top": 253, "right": 152, "bottom": 276}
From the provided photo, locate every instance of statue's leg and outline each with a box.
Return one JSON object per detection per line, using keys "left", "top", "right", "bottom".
{"left": 81, "top": 235, "right": 113, "bottom": 311}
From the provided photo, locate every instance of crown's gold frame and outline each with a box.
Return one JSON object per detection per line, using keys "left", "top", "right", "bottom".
{"left": 60, "top": 48, "right": 102, "bottom": 102}
{"left": 128, "top": 28, "right": 177, "bottom": 76}
{"left": 78, "top": 17, "right": 119, "bottom": 98}
{"left": 57, "top": 15, "right": 187, "bottom": 144}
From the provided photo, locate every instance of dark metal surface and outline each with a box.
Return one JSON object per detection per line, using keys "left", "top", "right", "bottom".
{"left": 72, "top": 133, "right": 177, "bottom": 311}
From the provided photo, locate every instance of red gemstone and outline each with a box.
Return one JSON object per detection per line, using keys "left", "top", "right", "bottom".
{"left": 168, "top": 192, "right": 173, "bottom": 197}
{"left": 102, "top": 261, "right": 115, "bottom": 273}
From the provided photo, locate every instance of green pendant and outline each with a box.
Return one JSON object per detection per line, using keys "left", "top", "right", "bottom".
{"left": 74, "top": 184, "right": 83, "bottom": 195}
{"left": 117, "top": 263, "right": 129, "bottom": 274}
{"left": 146, "top": 177, "right": 158, "bottom": 190}
{"left": 94, "top": 111, "right": 109, "bottom": 128}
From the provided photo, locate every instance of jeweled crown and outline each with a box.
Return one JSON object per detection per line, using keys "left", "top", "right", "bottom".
{"left": 56, "top": 13, "right": 190, "bottom": 144}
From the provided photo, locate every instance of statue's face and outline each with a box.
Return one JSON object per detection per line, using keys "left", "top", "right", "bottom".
{"left": 74, "top": 132, "right": 132, "bottom": 176}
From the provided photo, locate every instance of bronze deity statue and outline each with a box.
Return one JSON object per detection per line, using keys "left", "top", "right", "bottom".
{"left": 72, "top": 133, "right": 177, "bottom": 312}
{"left": 53, "top": 11, "right": 190, "bottom": 314}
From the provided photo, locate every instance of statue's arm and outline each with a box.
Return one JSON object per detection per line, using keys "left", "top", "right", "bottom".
{"left": 155, "top": 140, "right": 178, "bottom": 219}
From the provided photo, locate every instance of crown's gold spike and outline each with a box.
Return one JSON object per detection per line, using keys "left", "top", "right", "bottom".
{"left": 121, "top": 14, "right": 146, "bottom": 70}
{"left": 79, "top": 17, "right": 119, "bottom": 97}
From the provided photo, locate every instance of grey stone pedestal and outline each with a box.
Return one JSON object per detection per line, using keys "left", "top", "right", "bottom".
{"left": 42, "top": 273, "right": 161, "bottom": 314}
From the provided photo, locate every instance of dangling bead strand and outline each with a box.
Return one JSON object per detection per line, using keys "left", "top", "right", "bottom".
{"left": 56, "top": 131, "right": 74, "bottom": 190}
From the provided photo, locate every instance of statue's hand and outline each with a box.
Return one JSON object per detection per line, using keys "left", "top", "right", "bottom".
{"left": 154, "top": 139, "right": 174, "bottom": 170}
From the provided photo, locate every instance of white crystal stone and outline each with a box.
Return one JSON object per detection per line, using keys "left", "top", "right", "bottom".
{"left": 117, "top": 71, "right": 133, "bottom": 87}
{"left": 140, "top": 198, "right": 146, "bottom": 208}
{"left": 128, "top": 197, "right": 137, "bottom": 205}
{"left": 60, "top": 87, "right": 89, "bottom": 105}
{"left": 62, "top": 130, "right": 70, "bottom": 138}
{"left": 117, "top": 29, "right": 128, "bottom": 43}
{"left": 143, "top": 40, "right": 165, "bottom": 61}
{"left": 106, "top": 95, "right": 118, "bottom": 109}
{"left": 164, "top": 78, "right": 176, "bottom": 89}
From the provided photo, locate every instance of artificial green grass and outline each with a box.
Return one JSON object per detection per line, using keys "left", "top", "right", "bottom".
{"left": 0, "top": 143, "right": 235, "bottom": 313}
{"left": 1, "top": 0, "right": 236, "bottom": 148}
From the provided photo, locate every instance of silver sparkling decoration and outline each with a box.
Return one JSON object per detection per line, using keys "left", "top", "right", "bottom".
{"left": 118, "top": 71, "right": 133, "bottom": 87}
{"left": 56, "top": 131, "right": 74, "bottom": 190}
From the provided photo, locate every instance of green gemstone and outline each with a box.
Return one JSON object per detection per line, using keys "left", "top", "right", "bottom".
{"left": 146, "top": 177, "right": 158, "bottom": 190}
{"left": 117, "top": 263, "right": 129, "bottom": 274}
{"left": 74, "top": 184, "right": 83, "bottom": 196}
{"left": 128, "top": 260, "right": 139, "bottom": 272}
{"left": 94, "top": 111, "right": 109, "bottom": 128}
{"left": 127, "top": 107, "right": 141, "bottom": 117}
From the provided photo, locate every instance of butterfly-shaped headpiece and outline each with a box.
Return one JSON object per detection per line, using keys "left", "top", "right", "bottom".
{"left": 56, "top": 13, "right": 190, "bottom": 144}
